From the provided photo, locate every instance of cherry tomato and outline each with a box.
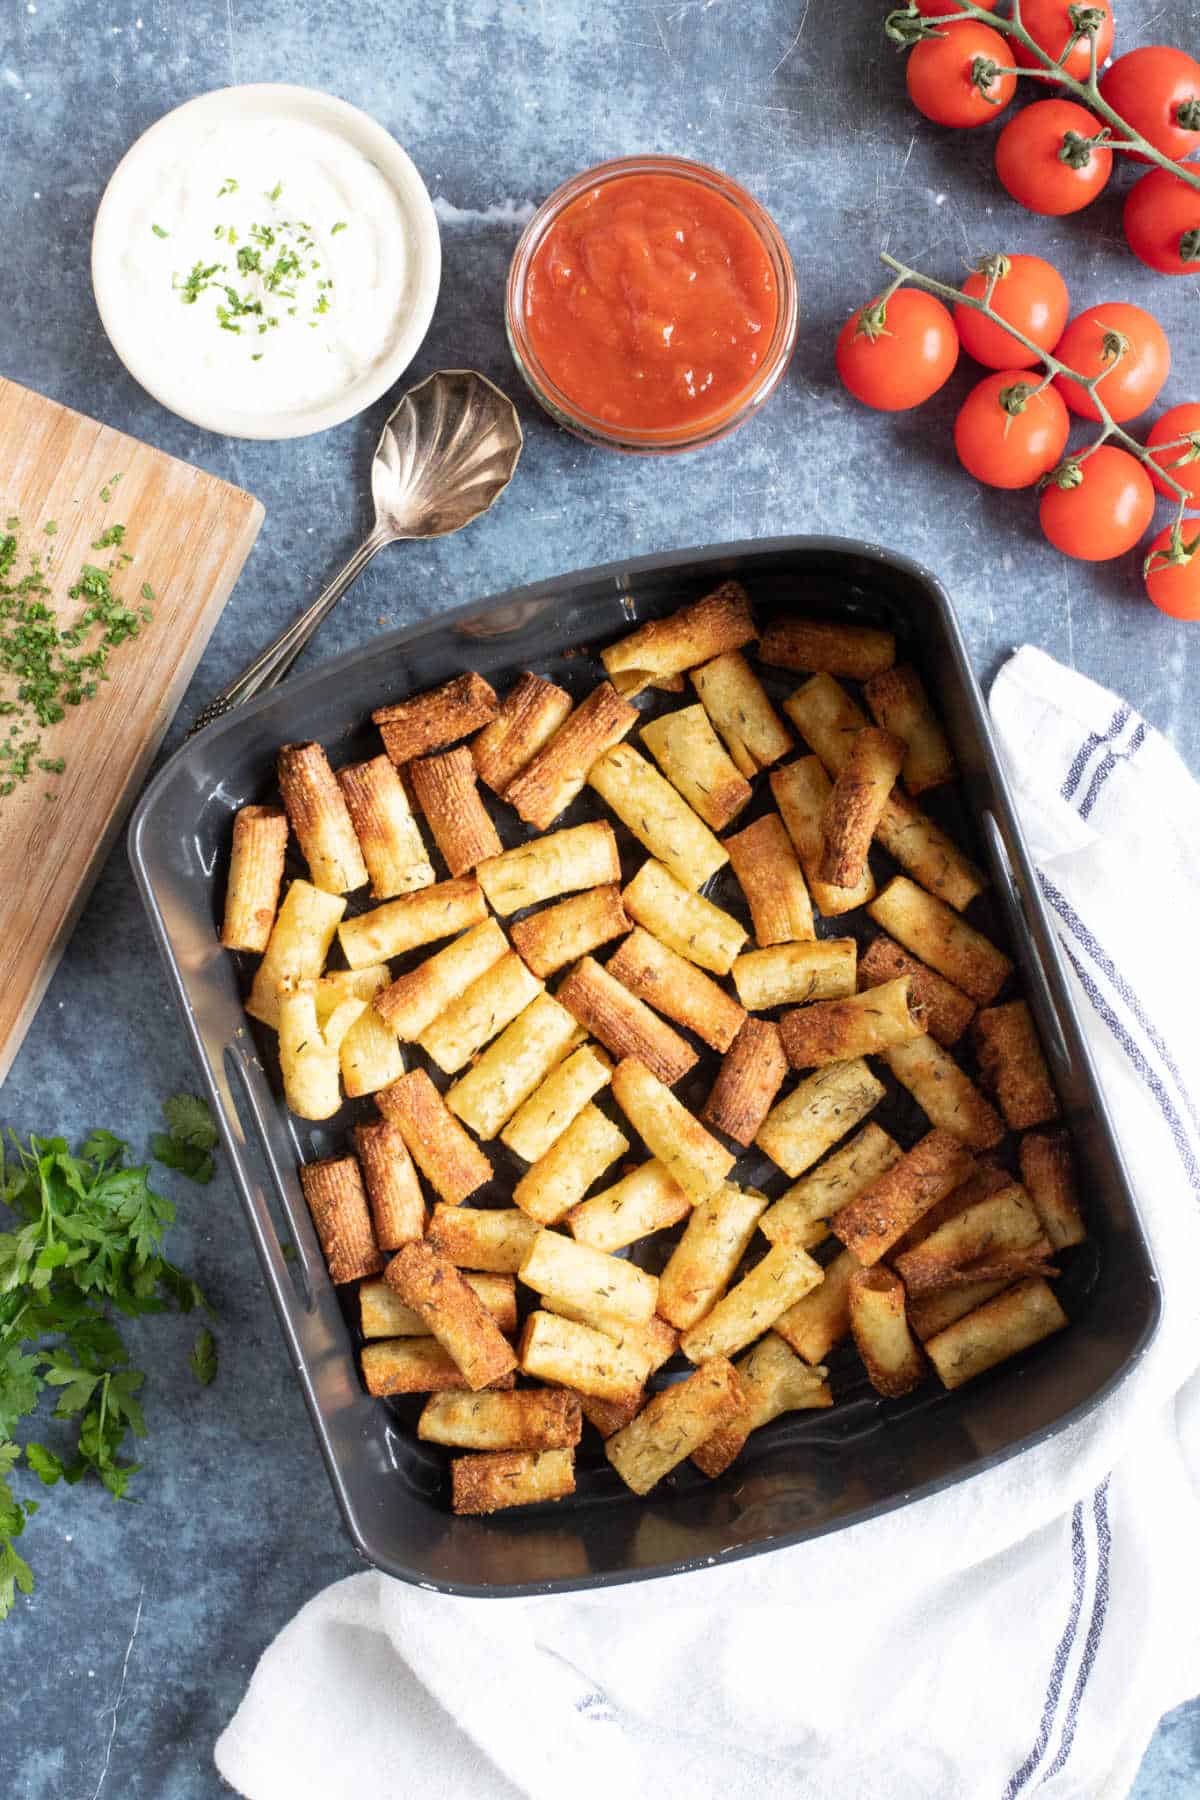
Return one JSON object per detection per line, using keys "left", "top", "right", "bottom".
{"left": 994, "top": 100, "right": 1112, "bottom": 216}
{"left": 1123, "top": 167, "right": 1200, "bottom": 277}
{"left": 954, "top": 371, "right": 1071, "bottom": 489}
{"left": 955, "top": 254, "right": 1069, "bottom": 369}
{"left": 1099, "top": 47, "right": 1200, "bottom": 163}
{"left": 1013, "top": 0, "right": 1114, "bottom": 82}
{"left": 1147, "top": 404, "right": 1200, "bottom": 502}
{"left": 906, "top": 22, "right": 1017, "bottom": 128}
{"left": 1144, "top": 525, "right": 1200, "bottom": 620}
{"left": 836, "top": 290, "right": 959, "bottom": 412}
{"left": 1039, "top": 447, "right": 1155, "bottom": 562}
{"left": 1053, "top": 303, "right": 1171, "bottom": 423}
{"left": 912, "top": 0, "right": 997, "bottom": 12}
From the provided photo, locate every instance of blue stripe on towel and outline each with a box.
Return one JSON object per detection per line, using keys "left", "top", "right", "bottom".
{"left": 1003, "top": 1502, "right": 1088, "bottom": 1799}
{"left": 1038, "top": 1481, "right": 1112, "bottom": 1785}
{"left": 1077, "top": 721, "right": 1147, "bottom": 821}
{"left": 1051, "top": 936, "right": 1200, "bottom": 1197}
{"left": 1038, "top": 874, "right": 1200, "bottom": 1143}
{"left": 1061, "top": 707, "right": 1129, "bottom": 801}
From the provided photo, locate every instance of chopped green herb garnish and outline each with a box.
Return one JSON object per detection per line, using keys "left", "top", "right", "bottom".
{"left": 0, "top": 515, "right": 149, "bottom": 798}
{"left": 42, "top": 522, "right": 57, "bottom": 537}
{"left": 173, "top": 193, "right": 334, "bottom": 355}
{"left": 330, "top": 220, "right": 348, "bottom": 234}
{"left": 151, "top": 223, "right": 169, "bottom": 239}
{"left": 141, "top": 582, "right": 155, "bottom": 602}
{"left": 217, "top": 177, "right": 239, "bottom": 197}
{"left": 174, "top": 260, "right": 225, "bottom": 305}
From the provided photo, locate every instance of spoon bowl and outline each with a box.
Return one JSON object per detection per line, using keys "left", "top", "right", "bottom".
{"left": 373, "top": 369, "right": 524, "bottom": 539}
{"left": 191, "top": 370, "right": 522, "bottom": 733}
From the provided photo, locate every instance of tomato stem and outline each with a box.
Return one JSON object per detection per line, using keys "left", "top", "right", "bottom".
{"left": 1023, "top": 368, "right": 1058, "bottom": 403}
{"left": 1179, "top": 228, "right": 1200, "bottom": 265}
{"left": 1144, "top": 506, "right": 1199, "bottom": 579}
{"left": 882, "top": 0, "right": 1200, "bottom": 196}
{"left": 877, "top": 247, "right": 1195, "bottom": 507}
{"left": 970, "top": 55, "right": 1007, "bottom": 104}
{"left": 1059, "top": 127, "right": 1108, "bottom": 167}
{"left": 1154, "top": 433, "right": 1200, "bottom": 469}
{"left": 998, "top": 379, "right": 1035, "bottom": 417}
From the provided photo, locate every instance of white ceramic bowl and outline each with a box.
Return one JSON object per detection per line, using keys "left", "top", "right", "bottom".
{"left": 92, "top": 84, "right": 441, "bottom": 440}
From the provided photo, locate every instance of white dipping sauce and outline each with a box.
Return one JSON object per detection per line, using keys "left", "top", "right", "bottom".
{"left": 114, "top": 118, "right": 413, "bottom": 416}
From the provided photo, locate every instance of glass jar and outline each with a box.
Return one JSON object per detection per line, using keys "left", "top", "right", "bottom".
{"left": 505, "top": 155, "right": 799, "bottom": 455}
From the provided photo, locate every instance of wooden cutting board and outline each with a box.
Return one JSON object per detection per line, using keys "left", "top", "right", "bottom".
{"left": 0, "top": 376, "right": 264, "bottom": 1083}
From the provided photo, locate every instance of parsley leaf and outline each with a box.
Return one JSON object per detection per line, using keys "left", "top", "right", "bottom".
{"left": 150, "top": 1094, "right": 217, "bottom": 1185}
{"left": 149, "top": 1137, "right": 213, "bottom": 1183}
{"left": 24, "top": 1442, "right": 64, "bottom": 1485}
{"left": 0, "top": 1532, "right": 34, "bottom": 1622}
{"left": 0, "top": 1347, "right": 42, "bottom": 1438}
{"left": 162, "top": 1094, "right": 217, "bottom": 1152}
{"left": 189, "top": 1327, "right": 217, "bottom": 1387}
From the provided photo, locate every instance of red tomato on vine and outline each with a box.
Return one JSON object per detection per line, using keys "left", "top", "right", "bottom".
{"left": 1039, "top": 448, "right": 1155, "bottom": 562}
{"left": 1123, "top": 168, "right": 1200, "bottom": 277}
{"left": 906, "top": 22, "right": 1017, "bottom": 128}
{"left": 1147, "top": 404, "right": 1200, "bottom": 503}
{"left": 836, "top": 290, "right": 959, "bottom": 412}
{"left": 954, "top": 255, "right": 1070, "bottom": 369}
{"left": 1099, "top": 47, "right": 1200, "bottom": 163}
{"left": 1144, "top": 527, "right": 1200, "bottom": 620}
{"left": 994, "top": 100, "right": 1112, "bottom": 216}
{"left": 1014, "top": 0, "right": 1115, "bottom": 81}
{"left": 1053, "top": 304, "right": 1171, "bottom": 423}
{"left": 954, "top": 372, "right": 1071, "bottom": 489}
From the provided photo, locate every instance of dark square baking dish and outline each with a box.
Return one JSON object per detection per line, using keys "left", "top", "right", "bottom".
{"left": 128, "top": 536, "right": 1161, "bottom": 1596}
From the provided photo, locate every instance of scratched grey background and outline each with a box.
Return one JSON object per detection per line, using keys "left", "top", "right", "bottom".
{"left": 1, "top": 0, "right": 1199, "bottom": 1794}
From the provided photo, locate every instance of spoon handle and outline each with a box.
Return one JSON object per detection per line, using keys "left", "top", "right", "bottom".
{"left": 189, "top": 523, "right": 392, "bottom": 736}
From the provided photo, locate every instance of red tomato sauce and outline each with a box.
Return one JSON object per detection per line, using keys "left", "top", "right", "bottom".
{"left": 524, "top": 172, "right": 780, "bottom": 435}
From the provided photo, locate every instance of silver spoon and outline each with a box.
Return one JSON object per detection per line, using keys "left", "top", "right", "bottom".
{"left": 190, "top": 369, "right": 524, "bottom": 734}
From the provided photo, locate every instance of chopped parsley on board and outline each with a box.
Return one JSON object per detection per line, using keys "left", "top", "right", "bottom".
{"left": 0, "top": 493, "right": 152, "bottom": 799}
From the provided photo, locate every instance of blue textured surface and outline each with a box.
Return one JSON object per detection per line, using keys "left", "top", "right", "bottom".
{"left": 1, "top": 0, "right": 1198, "bottom": 1794}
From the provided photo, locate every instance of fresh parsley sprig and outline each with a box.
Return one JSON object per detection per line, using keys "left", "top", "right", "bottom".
{"left": 0, "top": 1102, "right": 218, "bottom": 1621}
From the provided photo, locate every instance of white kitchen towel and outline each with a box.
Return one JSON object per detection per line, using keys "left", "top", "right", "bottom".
{"left": 216, "top": 645, "right": 1200, "bottom": 1800}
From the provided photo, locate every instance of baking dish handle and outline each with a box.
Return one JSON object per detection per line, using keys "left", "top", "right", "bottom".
{"left": 980, "top": 809, "right": 1072, "bottom": 1077}
{"left": 217, "top": 1041, "right": 330, "bottom": 1346}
